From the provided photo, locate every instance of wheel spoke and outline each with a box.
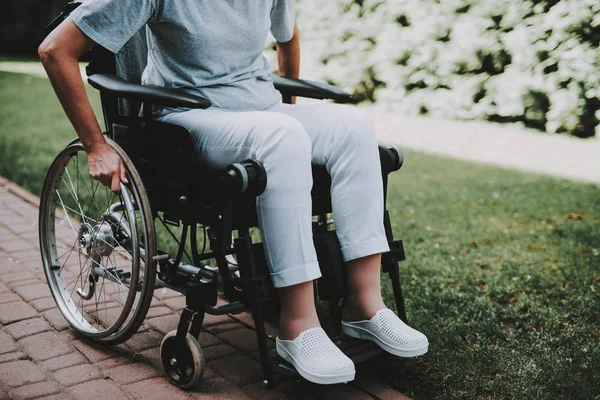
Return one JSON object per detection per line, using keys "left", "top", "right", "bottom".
{"left": 56, "top": 241, "right": 78, "bottom": 260}
{"left": 63, "top": 166, "right": 90, "bottom": 224}
{"left": 55, "top": 190, "right": 79, "bottom": 238}
{"left": 58, "top": 202, "right": 98, "bottom": 225}
{"left": 88, "top": 256, "right": 129, "bottom": 291}
{"left": 86, "top": 177, "right": 104, "bottom": 218}
{"left": 67, "top": 253, "right": 92, "bottom": 298}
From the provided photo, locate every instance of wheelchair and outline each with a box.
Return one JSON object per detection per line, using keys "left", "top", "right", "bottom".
{"left": 39, "top": 2, "right": 409, "bottom": 389}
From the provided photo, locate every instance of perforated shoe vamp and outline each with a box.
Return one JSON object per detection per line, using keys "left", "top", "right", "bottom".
{"left": 298, "top": 329, "right": 352, "bottom": 374}
{"left": 377, "top": 310, "right": 426, "bottom": 347}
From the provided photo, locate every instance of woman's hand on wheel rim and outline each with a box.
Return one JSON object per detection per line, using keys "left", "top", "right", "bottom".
{"left": 87, "top": 143, "right": 128, "bottom": 193}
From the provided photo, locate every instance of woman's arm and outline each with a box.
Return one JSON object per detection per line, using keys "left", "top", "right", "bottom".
{"left": 39, "top": 17, "right": 127, "bottom": 193}
{"left": 276, "top": 22, "right": 300, "bottom": 103}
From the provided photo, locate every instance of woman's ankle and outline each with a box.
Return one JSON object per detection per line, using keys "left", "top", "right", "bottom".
{"left": 277, "top": 281, "right": 321, "bottom": 340}
{"left": 342, "top": 297, "right": 386, "bottom": 322}
{"left": 278, "top": 315, "right": 321, "bottom": 340}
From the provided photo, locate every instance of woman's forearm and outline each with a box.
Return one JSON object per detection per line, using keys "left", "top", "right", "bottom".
{"left": 276, "top": 22, "right": 300, "bottom": 79}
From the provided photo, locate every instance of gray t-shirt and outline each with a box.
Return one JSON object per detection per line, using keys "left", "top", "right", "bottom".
{"left": 71, "top": 0, "right": 295, "bottom": 111}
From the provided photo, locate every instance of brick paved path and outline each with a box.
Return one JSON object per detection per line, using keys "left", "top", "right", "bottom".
{"left": 0, "top": 176, "right": 410, "bottom": 400}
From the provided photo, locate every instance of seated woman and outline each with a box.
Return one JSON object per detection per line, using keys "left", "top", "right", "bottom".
{"left": 39, "top": 0, "right": 428, "bottom": 385}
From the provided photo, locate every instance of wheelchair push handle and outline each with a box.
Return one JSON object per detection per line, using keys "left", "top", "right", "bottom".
{"left": 221, "top": 159, "right": 267, "bottom": 196}
{"left": 45, "top": 2, "right": 81, "bottom": 35}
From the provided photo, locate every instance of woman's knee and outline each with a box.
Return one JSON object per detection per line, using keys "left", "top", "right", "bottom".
{"left": 255, "top": 115, "right": 312, "bottom": 191}
{"left": 329, "top": 106, "right": 377, "bottom": 154}
{"left": 256, "top": 114, "right": 311, "bottom": 163}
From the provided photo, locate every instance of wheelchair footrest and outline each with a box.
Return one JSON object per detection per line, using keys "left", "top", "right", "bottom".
{"left": 271, "top": 335, "right": 383, "bottom": 378}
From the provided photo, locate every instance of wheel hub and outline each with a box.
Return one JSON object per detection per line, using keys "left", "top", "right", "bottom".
{"left": 78, "top": 221, "right": 116, "bottom": 258}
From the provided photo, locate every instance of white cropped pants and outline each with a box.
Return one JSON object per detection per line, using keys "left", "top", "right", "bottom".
{"left": 159, "top": 103, "right": 390, "bottom": 288}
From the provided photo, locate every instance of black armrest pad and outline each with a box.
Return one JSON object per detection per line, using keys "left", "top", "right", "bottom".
{"left": 88, "top": 74, "right": 212, "bottom": 109}
{"left": 272, "top": 75, "right": 353, "bottom": 103}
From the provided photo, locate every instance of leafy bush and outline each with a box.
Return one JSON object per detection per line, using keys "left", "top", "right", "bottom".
{"left": 270, "top": 0, "right": 600, "bottom": 138}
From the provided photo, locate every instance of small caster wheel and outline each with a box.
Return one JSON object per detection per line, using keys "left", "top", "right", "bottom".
{"left": 160, "top": 330, "right": 205, "bottom": 389}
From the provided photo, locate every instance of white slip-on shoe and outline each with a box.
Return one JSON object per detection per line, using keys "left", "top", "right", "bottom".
{"left": 342, "top": 309, "right": 429, "bottom": 358}
{"left": 276, "top": 327, "right": 355, "bottom": 385}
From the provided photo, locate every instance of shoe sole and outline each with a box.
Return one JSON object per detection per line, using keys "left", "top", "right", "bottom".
{"left": 341, "top": 323, "right": 429, "bottom": 358}
{"left": 275, "top": 341, "right": 355, "bottom": 385}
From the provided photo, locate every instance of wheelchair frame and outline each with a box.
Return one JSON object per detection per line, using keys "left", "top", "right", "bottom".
{"left": 39, "top": 2, "right": 410, "bottom": 389}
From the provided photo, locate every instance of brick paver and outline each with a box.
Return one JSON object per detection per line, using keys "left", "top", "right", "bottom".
{"left": 107, "top": 362, "right": 161, "bottom": 384}
{"left": 4, "top": 317, "right": 50, "bottom": 340}
{"left": 71, "top": 339, "right": 126, "bottom": 363}
{"left": 0, "top": 302, "right": 38, "bottom": 325}
{"left": 0, "top": 361, "right": 46, "bottom": 388}
{"left": 146, "top": 314, "right": 180, "bottom": 334}
{"left": 1, "top": 270, "right": 36, "bottom": 285}
{"left": 0, "top": 176, "right": 411, "bottom": 399}
{"left": 314, "top": 384, "right": 375, "bottom": 400}
{"left": 0, "top": 332, "right": 17, "bottom": 355}
{"left": 0, "top": 293, "right": 20, "bottom": 305}
{"left": 145, "top": 306, "right": 173, "bottom": 319}
{"left": 192, "top": 377, "right": 253, "bottom": 400}
{"left": 0, "top": 352, "right": 27, "bottom": 364}
{"left": 41, "top": 352, "right": 88, "bottom": 372}
{"left": 67, "top": 379, "right": 129, "bottom": 400}
{"left": 18, "top": 331, "right": 73, "bottom": 362}
{"left": 12, "top": 283, "right": 51, "bottom": 302}
{"left": 126, "top": 330, "right": 163, "bottom": 353}
{"left": 42, "top": 308, "right": 71, "bottom": 331}
{"left": 28, "top": 297, "right": 57, "bottom": 312}
{"left": 353, "top": 375, "right": 414, "bottom": 400}
{"left": 126, "top": 377, "right": 191, "bottom": 400}
{"left": 217, "top": 328, "right": 272, "bottom": 354}
{"left": 203, "top": 344, "right": 239, "bottom": 362}
{"left": 205, "top": 321, "right": 246, "bottom": 334}
{"left": 53, "top": 364, "right": 103, "bottom": 387}
{"left": 8, "top": 380, "right": 61, "bottom": 400}
{"left": 209, "top": 354, "right": 263, "bottom": 386}
{"left": 198, "top": 332, "right": 222, "bottom": 348}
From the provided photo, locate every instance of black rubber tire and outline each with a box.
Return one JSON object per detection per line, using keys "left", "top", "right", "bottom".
{"left": 160, "top": 330, "right": 205, "bottom": 390}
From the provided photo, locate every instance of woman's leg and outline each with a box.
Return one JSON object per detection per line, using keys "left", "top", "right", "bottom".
{"left": 343, "top": 254, "right": 386, "bottom": 321}
{"left": 158, "top": 109, "right": 320, "bottom": 337}
{"left": 270, "top": 103, "right": 428, "bottom": 357}
{"left": 268, "top": 103, "right": 389, "bottom": 318}
{"left": 278, "top": 281, "right": 319, "bottom": 339}
{"left": 159, "top": 108, "right": 355, "bottom": 383}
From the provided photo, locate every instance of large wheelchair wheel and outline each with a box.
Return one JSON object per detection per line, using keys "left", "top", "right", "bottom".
{"left": 39, "top": 138, "right": 156, "bottom": 344}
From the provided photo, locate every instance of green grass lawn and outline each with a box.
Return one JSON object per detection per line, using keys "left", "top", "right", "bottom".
{"left": 1, "top": 70, "right": 599, "bottom": 399}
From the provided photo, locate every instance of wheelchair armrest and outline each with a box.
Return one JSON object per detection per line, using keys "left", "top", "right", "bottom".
{"left": 272, "top": 75, "right": 353, "bottom": 103}
{"left": 88, "top": 73, "right": 212, "bottom": 109}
